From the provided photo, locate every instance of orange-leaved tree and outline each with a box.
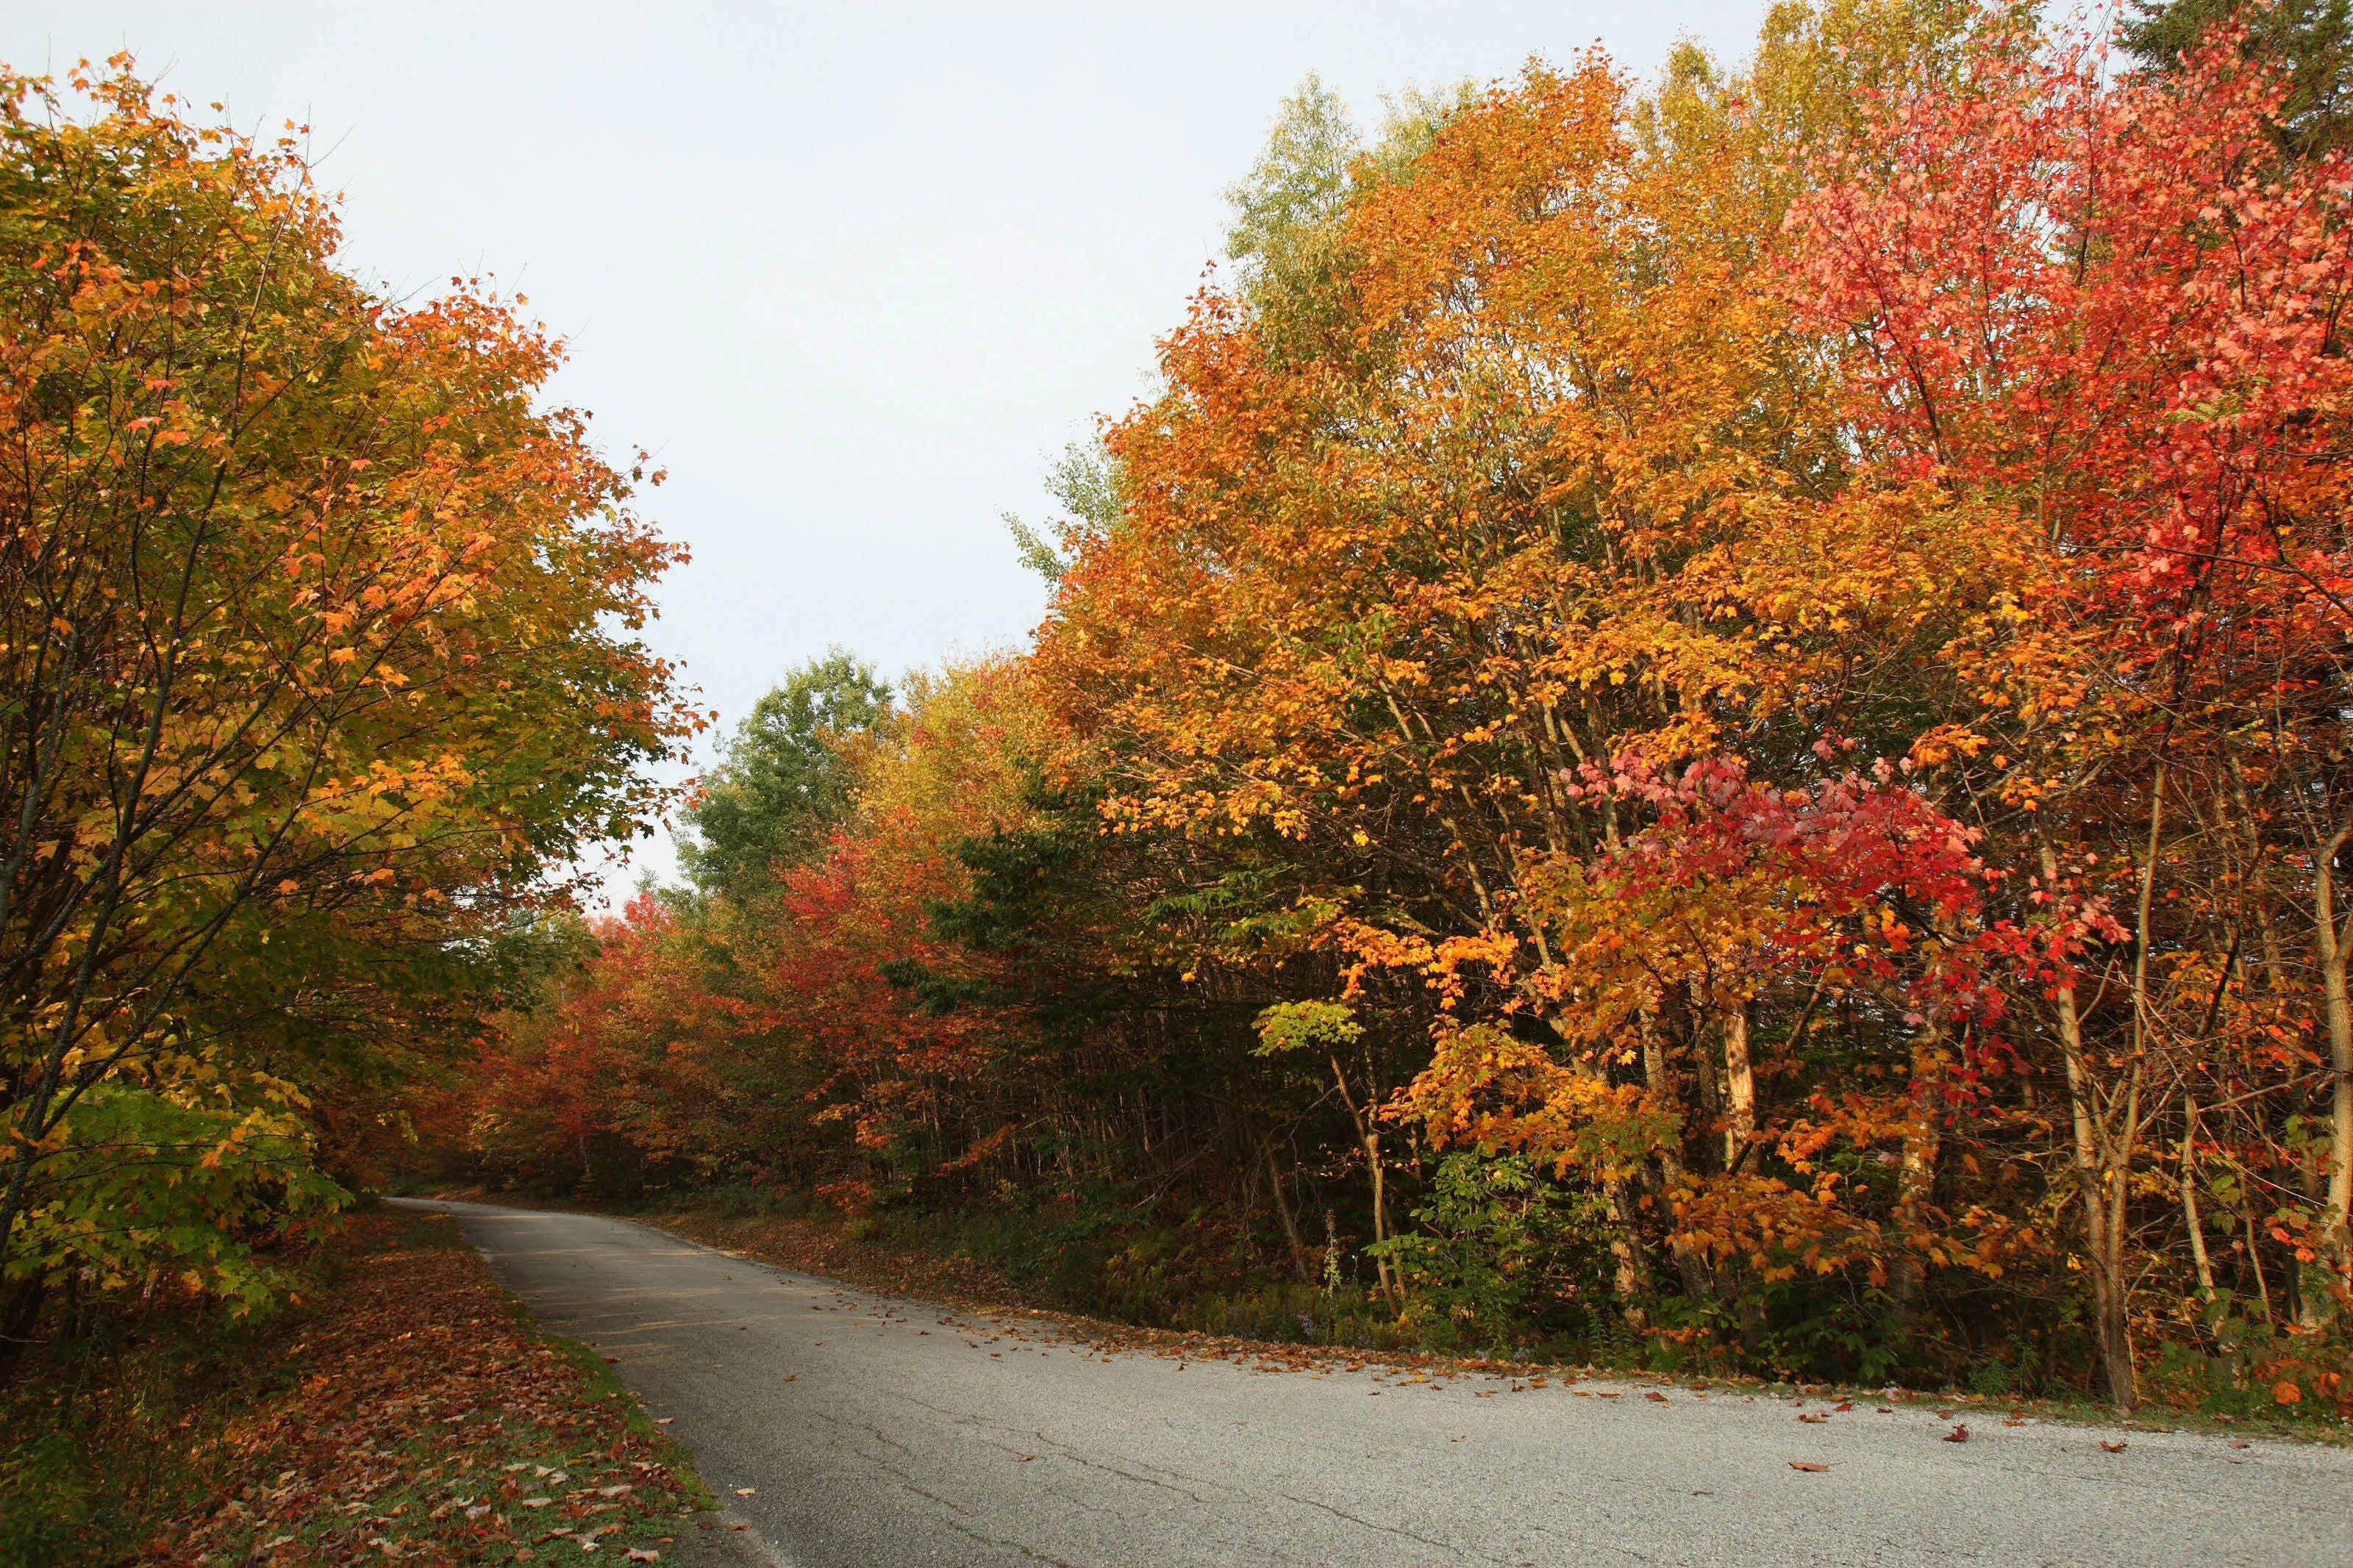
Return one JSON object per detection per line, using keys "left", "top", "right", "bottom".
{"left": 0, "top": 60, "right": 694, "bottom": 1326}
{"left": 1784, "top": 21, "right": 2353, "bottom": 1406}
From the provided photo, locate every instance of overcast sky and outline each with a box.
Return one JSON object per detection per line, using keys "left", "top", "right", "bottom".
{"left": 4, "top": 1, "right": 1777, "bottom": 896}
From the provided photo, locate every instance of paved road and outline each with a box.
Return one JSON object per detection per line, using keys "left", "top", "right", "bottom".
{"left": 396, "top": 1198, "right": 2351, "bottom": 1567}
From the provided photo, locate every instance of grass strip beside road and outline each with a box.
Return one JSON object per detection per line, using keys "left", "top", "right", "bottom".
{"left": 2, "top": 1206, "right": 715, "bottom": 1566}
{"left": 147, "top": 1206, "right": 714, "bottom": 1564}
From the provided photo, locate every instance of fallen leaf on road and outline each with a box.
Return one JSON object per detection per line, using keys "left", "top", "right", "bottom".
{"left": 734, "top": 1488, "right": 756, "bottom": 1496}
{"left": 1936, "top": 1409, "right": 1955, "bottom": 1419}
{"left": 1943, "top": 1425, "right": 1970, "bottom": 1443}
{"left": 2099, "top": 1440, "right": 2127, "bottom": 1453}
{"left": 1788, "top": 1462, "right": 1828, "bottom": 1472}
{"left": 1018, "top": 1454, "right": 1035, "bottom": 1461}
{"left": 1832, "top": 1400, "right": 1853, "bottom": 1411}
{"left": 1646, "top": 1392, "right": 1669, "bottom": 1403}
{"left": 1799, "top": 1413, "right": 1828, "bottom": 1423}
{"left": 655, "top": 1418, "right": 673, "bottom": 1425}
{"left": 2228, "top": 1439, "right": 2251, "bottom": 1449}
{"left": 782, "top": 1375, "right": 796, "bottom": 1382}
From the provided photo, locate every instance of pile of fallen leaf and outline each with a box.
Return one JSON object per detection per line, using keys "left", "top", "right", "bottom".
{"left": 142, "top": 1211, "right": 700, "bottom": 1564}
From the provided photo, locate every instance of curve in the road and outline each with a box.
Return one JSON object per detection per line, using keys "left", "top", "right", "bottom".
{"left": 396, "top": 1198, "right": 2352, "bottom": 1568}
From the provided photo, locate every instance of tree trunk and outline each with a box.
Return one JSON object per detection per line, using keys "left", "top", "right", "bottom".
{"left": 2180, "top": 1095, "right": 2214, "bottom": 1296}
{"left": 1261, "top": 1134, "right": 1313, "bottom": 1281}
{"left": 2042, "top": 840, "right": 2140, "bottom": 1411}
{"left": 1547, "top": 1015, "right": 1650, "bottom": 1311}
{"left": 1327, "top": 1053, "right": 1397, "bottom": 1304}
{"left": 1888, "top": 1029, "right": 1944, "bottom": 1321}
{"left": 1602, "top": 1172, "right": 1650, "bottom": 1316}
{"left": 2311, "top": 819, "right": 2353, "bottom": 1299}
{"left": 1723, "top": 1002, "right": 1756, "bottom": 1172}
{"left": 1640, "top": 998, "right": 1717, "bottom": 1306}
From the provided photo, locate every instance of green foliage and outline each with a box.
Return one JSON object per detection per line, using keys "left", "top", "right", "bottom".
{"left": 1734, "top": 1281, "right": 1911, "bottom": 1387}
{"left": 1221, "top": 72, "right": 1473, "bottom": 346}
{"left": 2138, "top": 1290, "right": 2353, "bottom": 1418}
{"left": 678, "top": 650, "right": 894, "bottom": 901}
{"left": 1006, "top": 514, "right": 1068, "bottom": 583}
{"left": 1252, "top": 1000, "right": 1362, "bottom": 1056}
{"left": 9, "top": 1083, "right": 348, "bottom": 1317}
{"left": 1004, "top": 437, "right": 1129, "bottom": 582}
{"left": 2125, "top": 0, "right": 2353, "bottom": 156}
{"left": 1223, "top": 73, "right": 1358, "bottom": 293}
{"left": 1368, "top": 1153, "right": 1610, "bottom": 1345}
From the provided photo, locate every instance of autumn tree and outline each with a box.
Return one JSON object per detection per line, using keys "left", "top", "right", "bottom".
{"left": 2127, "top": 0, "right": 2353, "bottom": 156}
{"left": 435, "top": 4, "right": 2353, "bottom": 1416}
{"left": 0, "top": 60, "right": 693, "bottom": 1331}
{"left": 1784, "top": 15, "right": 2353, "bottom": 1405}
{"left": 678, "top": 651, "right": 893, "bottom": 904}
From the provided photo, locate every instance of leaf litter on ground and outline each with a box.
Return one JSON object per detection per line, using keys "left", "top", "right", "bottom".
{"left": 140, "top": 1210, "right": 706, "bottom": 1565}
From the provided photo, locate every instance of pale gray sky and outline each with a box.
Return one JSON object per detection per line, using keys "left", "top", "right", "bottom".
{"left": 4, "top": 2, "right": 1777, "bottom": 895}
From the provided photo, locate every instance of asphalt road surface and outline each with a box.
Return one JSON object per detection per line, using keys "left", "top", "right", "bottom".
{"left": 395, "top": 1198, "right": 2352, "bottom": 1567}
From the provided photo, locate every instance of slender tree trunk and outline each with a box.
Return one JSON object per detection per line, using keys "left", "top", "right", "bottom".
{"left": 1640, "top": 998, "right": 1715, "bottom": 1305}
{"left": 2246, "top": 1209, "right": 2275, "bottom": 1324}
{"left": 2311, "top": 819, "right": 2353, "bottom": 1298}
{"left": 1327, "top": 1053, "right": 1397, "bottom": 1303}
{"left": 2042, "top": 840, "right": 2140, "bottom": 1411}
{"left": 1888, "top": 1028, "right": 1944, "bottom": 1320}
{"left": 1548, "top": 1016, "right": 1650, "bottom": 1310}
{"left": 0, "top": 1276, "right": 47, "bottom": 1387}
{"left": 1261, "top": 1134, "right": 1312, "bottom": 1281}
{"left": 2181, "top": 1095, "right": 2214, "bottom": 1295}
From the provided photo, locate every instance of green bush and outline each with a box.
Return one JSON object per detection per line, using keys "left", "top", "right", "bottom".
{"left": 1368, "top": 1152, "right": 1613, "bottom": 1347}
